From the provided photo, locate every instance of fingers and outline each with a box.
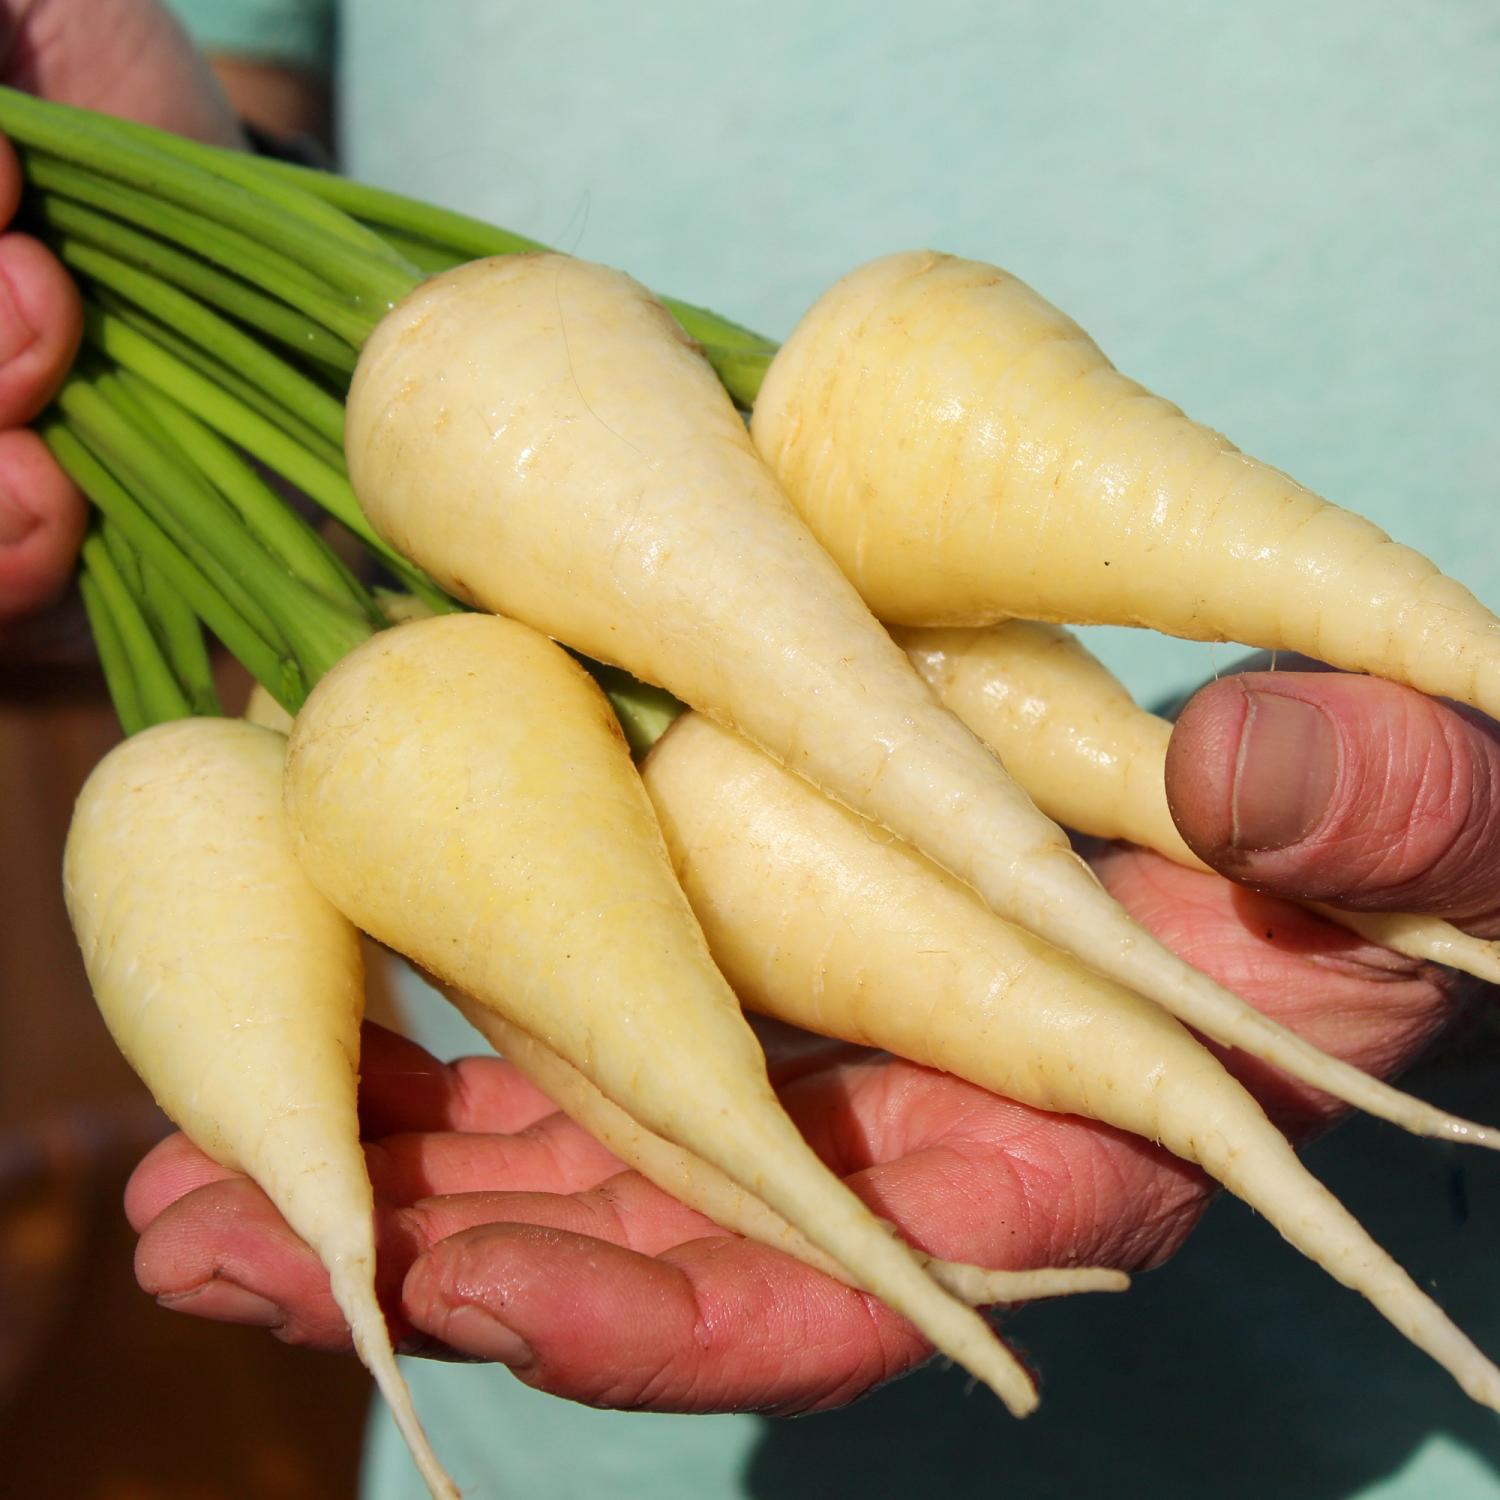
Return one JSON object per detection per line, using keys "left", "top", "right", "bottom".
{"left": 129, "top": 1060, "right": 1202, "bottom": 1413}
{"left": 405, "top": 1221, "right": 927, "bottom": 1415}
{"left": 0, "top": 425, "right": 86, "bottom": 619}
{"left": 1090, "top": 840, "right": 1463, "bottom": 1134}
{"left": 0, "top": 153, "right": 86, "bottom": 622}
{"left": 123, "top": 1129, "right": 239, "bottom": 1232}
{"left": 132, "top": 1146, "right": 931, "bottom": 1413}
{"left": 357, "top": 1022, "right": 563, "bottom": 1138}
{"left": 1166, "top": 671, "right": 1500, "bottom": 933}
{"left": 134, "top": 1175, "right": 351, "bottom": 1348}
{"left": 0, "top": 229, "right": 83, "bottom": 424}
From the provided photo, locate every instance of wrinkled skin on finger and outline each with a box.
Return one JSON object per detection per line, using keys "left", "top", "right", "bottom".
{"left": 1168, "top": 667, "right": 1500, "bottom": 935}
{"left": 125, "top": 834, "right": 1468, "bottom": 1416}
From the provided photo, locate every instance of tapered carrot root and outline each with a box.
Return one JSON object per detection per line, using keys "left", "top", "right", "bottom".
{"left": 751, "top": 250, "right": 1500, "bottom": 721}
{"left": 897, "top": 619, "right": 1500, "bottom": 986}
{"left": 283, "top": 613, "right": 1041, "bottom": 1415}
{"left": 440, "top": 986, "right": 1129, "bottom": 1306}
{"left": 62, "top": 719, "right": 457, "bottom": 1500}
{"left": 343, "top": 252, "right": 1494, "bottom": 1151}
{"left": 642, "top": 713, "right": 1500, "bottom": 1411}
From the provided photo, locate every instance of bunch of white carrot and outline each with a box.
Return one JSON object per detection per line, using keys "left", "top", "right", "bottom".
{"left": 10, "top": 89, "right": 1500, "bottom": 1498}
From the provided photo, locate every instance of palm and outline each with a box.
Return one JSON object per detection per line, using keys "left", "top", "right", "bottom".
{"left": 125, "top": 841, "right": 1465, "bottom": 1414}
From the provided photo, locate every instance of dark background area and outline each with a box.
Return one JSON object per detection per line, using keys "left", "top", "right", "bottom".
{"left": 0, "top": 652, "right": 370, "bottom": 1499}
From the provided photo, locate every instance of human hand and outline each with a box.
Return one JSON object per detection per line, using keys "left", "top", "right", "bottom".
{"left": 123, "top": 826, "right": 1468, "bottom": 1422}
{"left": 1166, "top": 665, "right": 1500, "bottom": 939}
{"left": 0, "top": 0, "right": 241, "bottom": 626}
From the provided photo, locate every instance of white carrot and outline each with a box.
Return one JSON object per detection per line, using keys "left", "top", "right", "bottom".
{"left": 641, "top": 711, "right": 1500, "bottom": 1411}
{"left": 342, "top": 251, "right": 1497, "bottom": 1150}
{"left": 62, "top": 717, "right": 458, "bottom": 1500}
{"left": 263, "top": 637, "right": 1122, "bottom": 1307}
{"left": 750, "top": 249, "right": 1500, "bottom": 721}
{"left": 281, "top": 612, "right": 1043, "bottom": 1415}
{"left": 895, "top": 619, "right": 1500, "bottom": 984}
{"left": 439, "top": 985, "right": 1128, "bottom": 1307}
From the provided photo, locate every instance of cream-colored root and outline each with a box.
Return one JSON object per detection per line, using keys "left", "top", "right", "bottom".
{"left": 643, "top": 713, "right": 1500, "bottom": 1411}
{"left": 1199, "top": 1118, "right": 1500, "bottom": 1412}
{"left": 442, "top": 986, "right": 1128, "bottom": 1306}
{"left": 63, "top": 720, "right": 457, "bottom": 1500}
{"left": 343, "top": 253, "right": 1495, "bottom": 1156}
{"left": 751, "top": 250, "right": 1500, "bottom": 723}
{"left": 284, "top": 614, "right": 1043, "bottom": 1416}
{"left": 334, "top": 1270, "right": 463, "bottom": 1500}
{"left": 896, "top": 620, "right": 1500, "bottom": 988}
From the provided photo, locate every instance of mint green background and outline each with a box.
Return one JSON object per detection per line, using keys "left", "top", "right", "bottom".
{"left": 168, "top": 3, "right": 1500, "bottom": 1496}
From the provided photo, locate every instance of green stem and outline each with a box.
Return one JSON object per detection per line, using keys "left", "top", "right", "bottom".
{"left": 79, "top": 526, "right": 193, "bottom": 727}
{"left": 56, "top": 237, "right": 347, "bottom": 447}
{"left": 28, "top": 188, "right": 356, "bottom": 375}
{"left": 89, "top": 370, "right": 378, "bottom": 689}
{"left": 96, "top": 112, "right": 412, "bottom": 271}
{"left": 62, "top": 372, "right": 289, "bottom": 650}
{"left": 24, "top": 150, "right": 371, "bottom": 345}
{"left": 361, "top": 225, "right": 467, "bottom": 276}
{"left": 132, "top": 543, "right": 224, "bottom": 717}
{"left": 47, "top": 417, "right": 304, "bottom": 708}
{"left": 0, "top": 89, "right": 417, "bottom": 315}
{"left": 98, "top": 514, "right": 218, "bottom": 713}
{"left": 96, "top": 295, "right": 346, "bottom": 468}
{"left": 45, "top": 418, "right": 303, "bottom": 710}
{"left": 250, "top": 158, "right": 547, "bottom": 260}
{"left": 77, "top": 561, "right": 145, "bottom": 736}
{"left": 118, "top": 370, "right": 380, "bottom": 624}
{"left": 245, "top": 156, "right": 780, "bottom": 405}
{"left": 86, "top": 306, "right": 455, "bottom": 612}
{"left": 580, "top": 661, "right": 686, "bottom": 758}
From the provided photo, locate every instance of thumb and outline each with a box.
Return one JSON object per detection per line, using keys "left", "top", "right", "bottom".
{"left": 1165, "top": 672, "right": 1500, "bottom": 933}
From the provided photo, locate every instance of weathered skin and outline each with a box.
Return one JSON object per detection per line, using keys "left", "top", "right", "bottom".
{"left": 442, "top": 986, "right": 1128, "bottom": 1308}
{"left": 751, "top": 250, "right": 1500, "bottom": 720}
{"left": 62, "top": 717, "right": 456, "bottom": 1500}
{"left": 344, "top": 252, "right": 1499, "bottom": 1150}
{"left": 897, "top": 620, "right": 1500, "bottom": 983}
{"left": 642, "top": 710, "right": 1500, "bottom": 1412}
{"left": 282, "top": 612, "right": 1043, "bottom": 1415}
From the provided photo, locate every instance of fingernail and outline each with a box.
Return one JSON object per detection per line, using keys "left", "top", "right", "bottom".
{"left": 158, "top": 1278, "right": 285, "bottom": 1328}
{"left": 1230, "top": 690, "right": 1339, "bottom": 851}
{"left": 0, "top": 275, "right": 36, "bottom": 366}
{"left": 439, "top": 1303, "right": 535, "bottom": 1369}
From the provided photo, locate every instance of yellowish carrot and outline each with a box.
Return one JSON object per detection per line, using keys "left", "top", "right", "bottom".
{"left": 343, "top": 252, "right": 1497, "bottom": 1151}
{"left": 282, "top": 611, "right": 1043, "bottom": 1415}
{"left": 641, "top": 712, "right": 1500, "bottom": 1411}
{"left": 751, "top": 250, "right": 1500, "bottom": 720}
{"left": 62, "top": 718, "right": 458, "bottom": 1500}
{"left": 896, "top": 619, "right": 1500, "bottom": 983}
